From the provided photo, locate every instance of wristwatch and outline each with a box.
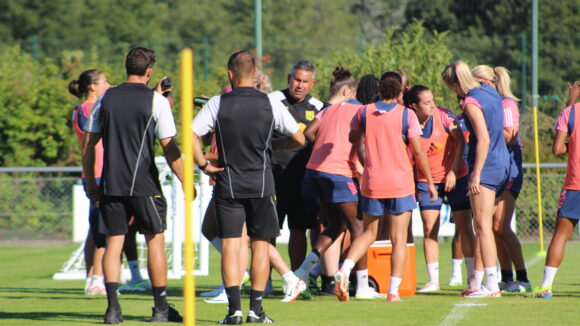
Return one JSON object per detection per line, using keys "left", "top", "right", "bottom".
{"left": 199, "top": 161, "right": 209, "bottom": 171}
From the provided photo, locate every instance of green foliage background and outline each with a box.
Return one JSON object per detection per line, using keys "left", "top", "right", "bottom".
{"left": 0, "top": 0, "right": 577, "bottom": 167}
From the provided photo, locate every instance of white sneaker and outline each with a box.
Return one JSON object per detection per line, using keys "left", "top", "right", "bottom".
{"left": 204, "top": 289, "right": 228, "bottom": 303}
{"left": 281, "top": 279, "right": 307, "bottom": 302}
{"left": 201, "top": 284, "right": 225, "bottom": 297}
{"left": 86, "top": 282, "right": 106, "bottom": 295}
{"left": 448, "top": 275, "right": 463, "bottom": 286}
{"left": 355, "top": 288, "right": 387, "bottom": 300}
{"left": 466, "top": 285, "right": 501, "bottom": 298}
{"left": 418, "top": 282, "right": 441, "bottom": 292}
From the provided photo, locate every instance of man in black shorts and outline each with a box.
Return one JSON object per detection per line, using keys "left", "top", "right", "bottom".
{"left": 269, "top": 60, "right": 323, "bottom": 270}
{"left": 192, "top": 51, "right": 305, "bottom": 324}
{"left": 83, "top": 47, "right": 183, "bottom": 324}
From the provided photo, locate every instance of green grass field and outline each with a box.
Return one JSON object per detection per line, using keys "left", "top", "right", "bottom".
{"left": 1, "top": 240, "right": 579, "bottom": 325}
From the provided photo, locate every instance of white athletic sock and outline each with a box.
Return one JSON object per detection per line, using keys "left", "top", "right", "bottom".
{"left": 356, "top": 270, "right": 370, "bottom": 292}
{"left": 340, "top": 259, "right": 356, "bottom": 275}
{"left": 389, "top": 277, "right": 402, "bottom": 295}
{"left": 128, "top": 260, "right": 143, "bottom": 282}
{"left": 210, "top": 237, "right": 222, "bottom": 254}
{"left": 464, "top": 257, "right": 475, "bottom": 277}
{"left": 282, "top": 271, "right": 299, "bottom": 286}
{"left": 451, "top": 259, "right": 463, "bottom": 277}
{"left": 426, "top": 262, "right": 439, "bottom": 284}
{"left": 541, "top": 266, "right": 558, "bottom": 288}
{"left": 470, "top": 270, "right": 484, "bottom": 290}
{"left": 295, "top": 251, "right": 320, "bottom": 280}
{"left": 484, "top": 267, "right": 499, "bottom": 291}
{"left": 92, "top": 274, "right": 104, "bottom": 284}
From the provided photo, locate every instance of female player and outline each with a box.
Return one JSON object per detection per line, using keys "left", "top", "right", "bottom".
{"left": 442, "top": 61, "right": 510, "bottom": 297}
{"left": 403, "top": 85, "right": 471, "bottom": 292}
{"left": 471, "top": 65, "right": 530, "bottom": 292}
{"left": 295, "top": 67, "right": 384, "bottom": 299}
{"left": 68, "top": 69, "right": 110, "bottom": 295}
{"left": 533, "top": 80, "right": 579, "bottom": 298}
{"left": 335, "top": 72, "right": 438, "bottom": 302}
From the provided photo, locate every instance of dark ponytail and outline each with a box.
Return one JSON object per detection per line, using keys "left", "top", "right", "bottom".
{"left": 403, "top": 85, "right": 430, "bottom": 108}
{"left": 68, "top": 69, "right": 101, "bottom": 99}
{"left": 328, "top": 66, "right": 357, "bottom": 99}
{"left": 356, "top": 74, "right": 379, "bottom": 105}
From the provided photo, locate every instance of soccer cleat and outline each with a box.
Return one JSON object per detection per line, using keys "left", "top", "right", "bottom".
{"left": 218, "top": 310, "right": 243, "bottom": 325}
{"left": 518, "top": 281, "right": 532, "bottom": 293}
{"left": 201, "top": 284, "right": 226, "bottom": 297}
{"left": 281, "top": 278, "right": 307, "bottom": 302}
{"left": 531, "top": 286, "right": 553, "bottom": 299}
{"left": 151, "top": 304, "right": 183, "bottom": 323}
{"left": 246, "top": 310, "right": 274, "bottom": 323}
{"left": 465, "top": 286, "right": 501, "bottom": 298}
{"left": 502, "top": 281, "right": 522, "bottom": 293}
{"left": 417, "top": 282, "right": 441, "bottom": 292}
{"left": 204, "top": 289, "right": 228, "bottom": 304}
{"left": 355, "top": 288, "right": 388, "bottom": 300}
{"left": 134, "top": 280, "right": 152, "bottom": 290}
{"left": 86, "top": 283, "right": 107, "bottom": 296}
{"left": 334, "top": 269, "right": 350, "bottom": 302}
{"left": 118, "top": 279, "right": 147, "bottom": 293}
{"left": 387, "top": 293, "right": 401, "bottom": 302}
{"left": 320, "top": 279, "right": 336, "bottom": 296}
{"left": 104, "top": 307, "right": 123, "bottom": 324}
{"left": 308, "top": 275, "right": 320, "bottom": 295}
{"left": 448, "top": 275, "right": 463, "bottom": 287}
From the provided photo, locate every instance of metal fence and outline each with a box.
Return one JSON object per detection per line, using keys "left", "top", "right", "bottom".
{"left": 0, "top": 164, "right": 573, "bottom": 243}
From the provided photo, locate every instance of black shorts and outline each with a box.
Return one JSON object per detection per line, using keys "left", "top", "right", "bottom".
{"left": 215, "top": 196, "right": 280, "bottom": 240}
{"left": 275, "top": 178, "right": 318, "bottom": 230}
{"left": 98, "top": 195, "right": 167, "bottom": 236}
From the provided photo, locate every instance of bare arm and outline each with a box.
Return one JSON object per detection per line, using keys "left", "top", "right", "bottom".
{"left": 159, "top": 137, "right": 184, "bottom": 183}
{"left": 82, "top": 132, "right": 102, "bottom": 201}
{"left": 272, "top": 130, "right": 306, "bottom": 150}
{"left": 503, "top": 126, "right": 518, "bottom": 147}
{"left": 552, "top": 130, "right": 568, "bottom": 155}
{"left": 568, "top": 81, "right": 579, "bottom": 107}
{"left": 192, "top": 132, "right": 223, "bottom": 176}
{"left": 464, "top": 103, "right": 490, "bottom": 195}
{"left": 409, "top": 136, "right": 438, "bottom": 202}
{"left": 445, "top": 121, "right": 466, "bottom": 192}
{"left": 304, "top": 119, "right": 320, "bottom": 143}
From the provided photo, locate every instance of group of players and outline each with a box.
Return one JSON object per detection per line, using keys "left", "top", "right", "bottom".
{"left": 70, "top": 46, "right": 579, "bottom": 324}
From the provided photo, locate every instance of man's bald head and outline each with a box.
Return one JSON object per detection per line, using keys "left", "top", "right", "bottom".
{"left": 227, "top": 51, "right": 256, "bottom": 84}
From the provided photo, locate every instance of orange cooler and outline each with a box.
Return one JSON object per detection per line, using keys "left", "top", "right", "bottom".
{"left": 367, "top": 240, "right": 416, "bottom": 296}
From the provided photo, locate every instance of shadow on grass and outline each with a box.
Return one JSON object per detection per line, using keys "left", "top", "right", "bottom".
{"left": 0, "top": 311, "right": 148, "bottom": 324}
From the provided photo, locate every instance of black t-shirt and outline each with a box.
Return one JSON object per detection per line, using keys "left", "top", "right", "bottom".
{"left": 269, "top": 89, "right": 323, "bottom": 180}
{"left": 84, "top": 83, "right": 176, "bottom": 197}
{"left": 191, "top": 87, "right": 300, "bottom": 199}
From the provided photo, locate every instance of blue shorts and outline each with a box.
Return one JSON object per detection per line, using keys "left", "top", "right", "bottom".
{"left": 361, "top": 194, "right": 416, "bottom": 216}
{"left": 417, "top": 176, "right": 470, "bottom": 212}
{"left": 557, "top": 189, "right": 580, "bottom": 220}
{"left": 303, "top": 169, "right": 359, "bottom": 211}
{"left": 477, "top": 167, "right": 510, "bottom": 196}
{"left": 82, "top": 177, "right": 106, "bottom": 248}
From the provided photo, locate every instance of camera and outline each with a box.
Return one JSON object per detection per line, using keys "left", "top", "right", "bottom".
{"left": 161, "top": 77, "right": 172, "bottom": 97}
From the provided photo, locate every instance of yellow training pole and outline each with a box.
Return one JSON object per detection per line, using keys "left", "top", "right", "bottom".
{"left": 180, "top": 48, "right": 195, "bottom": 326}
{"left": 533, "top": 106, "right": 545, "bottom": 256}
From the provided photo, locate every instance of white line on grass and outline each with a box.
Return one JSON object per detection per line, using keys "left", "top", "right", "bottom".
{"left": 438, "top": 255, "right": 544, "bottom": 326}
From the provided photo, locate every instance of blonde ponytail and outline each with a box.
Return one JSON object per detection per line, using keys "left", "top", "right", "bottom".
{"left": 441, "top": 61, "right": 480, "bottom": 97}
{"left": 472, "top": 65, "right": 495, "bottom": 84}
{"left": 494, "top": 66, "right": 520, "bottom": 101}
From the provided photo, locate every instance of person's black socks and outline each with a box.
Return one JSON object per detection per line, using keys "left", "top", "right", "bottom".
{"left": 225, "top": 286, "right": 242, "bottom": 315}
{"left": 249, "top": 289, "right": 264, "bottom": 314}
{"left": 501, "top": 269, "right": 514, "bottom": 283}
{"left": 105, "top": 282, "right": 121, "bottom": 310}
{"left": 152, "top": 286, "right": 168, "bottom": 310}
{"left": 516, "top": 269, "right": 529, "bottom": 283}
